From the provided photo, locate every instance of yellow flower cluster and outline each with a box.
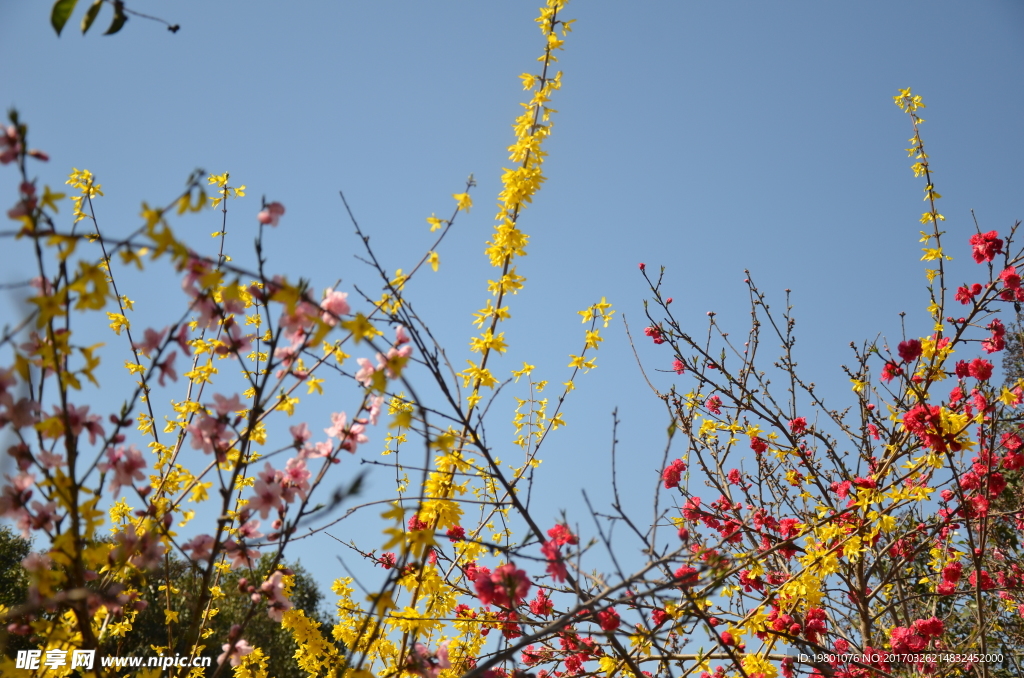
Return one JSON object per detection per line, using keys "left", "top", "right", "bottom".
{"left": 207, "top": 171, "right": 245, "bottom": 210}
{"left": 896, "top": 89, "right": 949, "bottom": 313}
{"left": 461, "top": 0, "right": 573, "bottom": 409}
{"left": 67, "top": 167, "right": 103, "bottom": 223}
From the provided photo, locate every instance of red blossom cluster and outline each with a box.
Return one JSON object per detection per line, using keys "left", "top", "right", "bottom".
{"left": 529, "top": 590, "right": 553, "bottom": 617}
{"left": 541, "top": 524, "right": 578, "bottom": 583}
{"left": 632, "top": 221, "right": 1024, "bottom": 674}
{"left": 706, "top": 395, "right": 722, "bottom": 414}
{"left": 889, "top": 616, "right": 944, "bottom": 653}
{"left": 903, "top": 403, "right": 963, "bottom": 453}
{"left": 880, "top": 361, "right": 903, "bottom": 382}
{"left": 474, "top": 563, "right": 532, "bottom": 608}
{"left": 955, "top": 282, "right": 984, "bottom": 305}
{"left": 982, "top": 317, "right": 1006, "bottom": 353}
{"left": 897, "top": 338, "right": 922, "bottom": 363}
{"left": 644, "top": 325, "right": 666, "bottom": 344}
{"left": 999, "top": 266, "right": 1024, "bottom": 301}
{"left": 788, "top": 417, "right": 807, "bottom": 435}
{"left": 595, "top": 607, "right": 620, "bottom": 631}
{"left": 758, "top": 606, "right": 827, "bottom": 644}
{"left": 970, "top": 230, "right": 1004, "bottom": 263}
{"left": 954, "top": 357, "right": 994, "bottom": 381}
{"left": 661, "top": 458, "right": 686, "bottom": 489}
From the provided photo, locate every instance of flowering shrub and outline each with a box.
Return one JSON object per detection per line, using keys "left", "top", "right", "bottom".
{"left": 2, "top": 5, "right": 1023, "bottom": 678}
{"left": 633, "top": 89, "right": 1024, "bottom": 677}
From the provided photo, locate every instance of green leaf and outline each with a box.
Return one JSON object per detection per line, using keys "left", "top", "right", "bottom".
{"left": 50, "top": 0, "right": 79, "bottom": 36}
{"left": 104, "top": 2, "right": 127, "bottom": 35}
{"left": 81, "top": 0, "right": 102, "bottom": 34}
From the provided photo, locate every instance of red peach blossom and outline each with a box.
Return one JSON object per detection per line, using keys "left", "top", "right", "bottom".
{"left": 661, "top": 459, "right": 686, "bottom": 489}
{"left": 970, "top": 230, "right": 1003, "bottom": 263}
{"left": 897, "top": 339, "right": 922, "bottom": 363}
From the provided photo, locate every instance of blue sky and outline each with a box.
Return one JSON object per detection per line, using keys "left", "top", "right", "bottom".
{"left": 3, "top": 0, "right": 1024, "bottom": 625}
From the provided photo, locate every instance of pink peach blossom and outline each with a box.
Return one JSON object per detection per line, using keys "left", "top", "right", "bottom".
{"left": 257, "top": 201, "right": 285, "bottom": 227}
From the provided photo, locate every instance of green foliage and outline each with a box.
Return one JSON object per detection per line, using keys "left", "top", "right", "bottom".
{"left": 111, "top": 554, "right": 339, "bottom": 678}
{"left": 50, "top": 0, "right": 179, "bottom": 36}
{"left": 0, "top": 526, "right": 32, "bottom": 659}
{"left": 49, "top": 0, "right": 79, "bottom": 36}
{"left": 81, "top": 0, "right": 103, "bottom": 35}
{"left": 0, "top": 526, "right": 30, "bottom": 609}
{"left": 0, "top": 530, "right": 337, "bottom": 676}
{"left": 103, "top": 2, "right": 127, "bottom": 36}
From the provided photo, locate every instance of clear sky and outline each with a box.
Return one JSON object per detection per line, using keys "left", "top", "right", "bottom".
{"left": 3, "top": 0, "right": 1024, "bottom": 608}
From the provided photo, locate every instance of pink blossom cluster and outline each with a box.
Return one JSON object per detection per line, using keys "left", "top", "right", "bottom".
{"left": 1, "top": 124, "right": 48, "bottom": 164}
{"left": 97, "top": 445, "right": 147, "bottom": 495}
{"left": 7, "top": 181, "right": 37, "bottom": 220}
{"left": 257, "top": 201, "right": 285, "bottom": 227}
{"left": 0, "top": 367, "right": 37, "bottom": 430}
{"left": 354, "top": 326, "right": 413, "bottom": 389}
{"left": 110, "top": 525, "right": 165, "bottom": 570}
{"left": 58, "top": 402, "right": 105, "bottom": 444}
{"left": 0, "top": 126, "right": 21, "bottom": 164}
{"left": 218, "top": 628, "right": 254, "bottom": 668}
{"left": 131, "top": 325, "right": 186, "bottom": 385}
{"left": 180, "top": 255, "right": 247, "bottom": 330}
{"left": 260, "top": 570, "right": 294, "bottom": 622}
{"left": 187, "top": 393, "right": 244, "bottom": 461}
{"left": 323, "top": 410, "right": 369, "bottom": 454}
{"left": 246, "top": 459, "right": 311, "bottom": 520}
{"left": 405, "top": 642, "right": 450, "bottom": 678}
{"left": 0, "top": 471, "right": 58, "bottom": 537}
{"left": 319, "top": 287, "right": 350, "bottom": 326}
